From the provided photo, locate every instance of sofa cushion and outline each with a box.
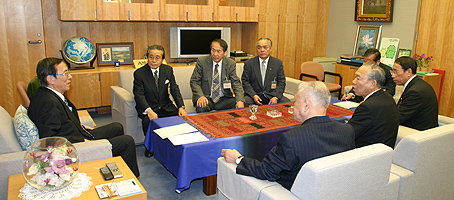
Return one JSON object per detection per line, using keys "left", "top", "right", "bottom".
{"left": 13, "top": 105, "right": 39, "bottom": 151}
{"left": 0, "top": 106, "right": 22, "bottom": 154}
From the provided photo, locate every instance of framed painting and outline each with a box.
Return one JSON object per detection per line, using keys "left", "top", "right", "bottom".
{"left": 355, "top": 0, "right": 394, "bottom": 22}
{"left": 353, "top": 25, "right": 382, "bottom": 56}
{"left": 398, "top": 49, "right": 412, "bottom": 58}
{"left": 97, "top": 42, "right": 134, "bottom": 66}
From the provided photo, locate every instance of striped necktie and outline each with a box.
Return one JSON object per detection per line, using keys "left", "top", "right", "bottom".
{"left": 261, "top": 60, "right": 266, "bottom": 85}
{"left": 212, "top": 64, "right": 220, "bottom": 103}
{"left": 154, "top": 70, "right": 159, "bottom": 92}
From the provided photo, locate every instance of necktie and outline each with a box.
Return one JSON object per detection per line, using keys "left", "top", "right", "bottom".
{"left": 212, "top": 64, "right": 220, "bottom": 103}
{"left": 261, "top": 60, "right": 266, "bottom": 85}
{"left": 154, "top": 70, "right": 159, "bottom": 92}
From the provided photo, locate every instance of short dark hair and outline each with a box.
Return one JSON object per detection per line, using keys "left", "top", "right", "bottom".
{"left": 146, "top": 45, "right": 165, "bottom": 59}
{"left": 364, "top": 49, "right": 381, "bottom": 62}
{"left": 36, "top": 58, "right": 64, "bottom": 86}
{"left": 211, "top": 38, "right": 228, "bottom": 52}
{"left": 395, "top": 56, "right": 417, "bottom": 74}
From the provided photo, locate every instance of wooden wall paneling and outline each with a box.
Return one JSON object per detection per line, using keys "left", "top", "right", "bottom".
{"left": 0, "top": 0, "right": 14, "bottom": 115}
{"left": 314, "top": 0, "right": 330, "bottom": 57}
{"left": 96, "top": 1, "right": 129, "bottom": 21}
{"left": 160, "top": 2, "right": 188, "bottom": 21}
{"left": 65, "top": 72, "right": 101, "bottom": 109}
{"left": 241, "top": 23, "right": 258, "bottom": 56}
{"left": 186, "top": 0, "right": 213, "bottom": 21}
{"left": 57, "top": 0, "right": 96, "bottom": 21}
{"left": 100, "top": 71, "right": 119, "bottom": 106}
{"left": 129, "top": 2, "right": 159, "bottom": 21}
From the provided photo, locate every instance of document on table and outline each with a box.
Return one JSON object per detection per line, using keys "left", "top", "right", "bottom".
{"left": 167, "top": 132, "right": 209, "bottom": 146}
{"left": 153, "top": 123, "right": 198, "bottom": 139}
{"left": 333, "top": 101, "right": 359, "bottom": 109}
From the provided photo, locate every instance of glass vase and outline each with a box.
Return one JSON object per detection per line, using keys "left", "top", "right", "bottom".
{"left": 23, "top": 137, "right": 80, "bottom": 191}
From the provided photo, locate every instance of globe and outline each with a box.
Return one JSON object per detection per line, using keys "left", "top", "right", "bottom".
{"left": 62, "top": 36, "right": 95, "bottom": 64}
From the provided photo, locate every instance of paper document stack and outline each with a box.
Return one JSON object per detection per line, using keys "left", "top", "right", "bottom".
{"left": 153, "top": 123, "right": 209, "bottom": 146}
{"left": 333, "top": 101, "right": 359, "bottom": 109}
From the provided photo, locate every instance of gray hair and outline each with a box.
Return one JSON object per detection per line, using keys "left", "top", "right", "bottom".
{"left": 297, "top": 81, "right": 330, "bottom": 110}
{"left": 256, "top": 38, "right": 272, "bottom": 48}
{"left": 362, "top": 62, "right": 385, "bottom": 88}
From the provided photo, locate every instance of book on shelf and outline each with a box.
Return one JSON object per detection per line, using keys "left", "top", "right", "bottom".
{"left": 340, "top": 54, "right": 363, "bottom": 60}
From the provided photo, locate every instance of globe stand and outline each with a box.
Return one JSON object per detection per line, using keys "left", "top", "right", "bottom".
{"left": 60, "top": 50, "right": 96, "bottom": 70}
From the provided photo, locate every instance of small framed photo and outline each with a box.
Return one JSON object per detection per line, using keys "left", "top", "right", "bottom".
{"left": 97, "top": 43, "right": 134, "bottom": 66}
{"left": 398, "top": 49, "right": 412, "bottom": 58}
{"left": 355, "top": 0, "right": 394, "bottom": 22}
{"left": 353, "top": 25, "right": 382, "bottom": 56}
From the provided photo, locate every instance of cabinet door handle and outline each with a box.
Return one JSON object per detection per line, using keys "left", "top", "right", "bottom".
{"left": 28, "top": 40, "right": 42, "bottom": 44}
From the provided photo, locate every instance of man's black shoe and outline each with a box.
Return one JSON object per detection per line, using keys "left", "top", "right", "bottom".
{"left": 144, "top": 149, "right": 154, "bottom": 157}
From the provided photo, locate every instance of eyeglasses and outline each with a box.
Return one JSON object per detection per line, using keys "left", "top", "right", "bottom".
{"left": 211, "top": 48, "right": 223, "bottom": 54}
{"left": 56, "top": 72, "right": 70, "bottom": 77}
{"left": 256, "top": 45, "right": 270, "bottom": 50}
{"left": 390, "top": 69, "right": 402, "bottom": 75}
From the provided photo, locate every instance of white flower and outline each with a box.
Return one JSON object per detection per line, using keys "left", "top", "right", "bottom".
{"left": 27, "top": 164, "right": 39, "bottom": 176}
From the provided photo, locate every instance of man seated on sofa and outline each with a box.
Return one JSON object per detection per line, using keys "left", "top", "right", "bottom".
{"left": 133, "top": 45, "right": 187, "bottom": 157}
{"left": 190, "top": 38, "right": 245, "bottom": 113}
{"left": 241, "top": 38, "right": 289, "bottom": 106}
{"left": 342, "top": 48, "right": 396, "bottom": 102}
{"left": 221, "top": 81, "right": 355, "bottom": 190}
{"left": 28, "top": 57, "right": 140, "bottom": 177}
{"left": 392, "top": 56, "right": 438, "bottom": 131}
{"left": 347, "top": 62, "right": 399, "bottom": 148}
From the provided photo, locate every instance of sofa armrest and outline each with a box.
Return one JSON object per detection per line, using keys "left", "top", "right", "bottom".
{"left": 391, "top": 164, "right": 414, "bottom": 200}
{"left": 395, "top": 125, "right": 419, "bottom": 147}
{"left": 73, "top": 139, "right": 112, "bottom": 163}
{"left": 217, "top": 157, "right": 281, "bottom": 200}
{"left": 260, "top": 184, "right": 300, "bottom": 200}
{"left": 111, "top": 86, "right": 137, "bottom": 118}
{"left": 285, "top": 77, "right": 303, "bottom": 96}
{"left": 438, "top": 115, "right": 454, "bottom": 126}
{"left": 0, "top": 151, "right": 27, "bottom": 198}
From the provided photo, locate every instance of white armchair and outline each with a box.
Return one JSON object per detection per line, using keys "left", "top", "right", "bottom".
{"left": 217, "top": 144, "right": 399, "bottom": 200}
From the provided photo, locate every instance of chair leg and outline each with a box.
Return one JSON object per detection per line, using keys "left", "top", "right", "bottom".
{"left": 337, "top": 90, "right": 342, "bottom": 100}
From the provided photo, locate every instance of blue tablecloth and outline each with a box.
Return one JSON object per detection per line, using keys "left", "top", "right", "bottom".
{"left": 143, "top": 99, "right": 352, "bottom": 193}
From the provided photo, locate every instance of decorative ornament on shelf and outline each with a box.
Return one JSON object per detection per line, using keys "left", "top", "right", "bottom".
{"left": 23, "top": 137, "right": 80, "bottom": 191}
{"left": 413, "top": 54, "right": 433, "bottom": 71}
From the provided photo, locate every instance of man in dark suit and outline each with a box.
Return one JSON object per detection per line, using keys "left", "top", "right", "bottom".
{"left": 241, "top": 38, "right": 289, "bottom": 106}
{"left": 133, "top": 45, "right": 187, "bottom": 157}
{"left": 347, "top": 62, "right": 399, "bottom": 148}
{"left": 221, "top": 81, "right": 355, "bottom": 190}
{"left": 190, "top": 39, "right": 245, "bottom": 113}
{"left": 28, "top": 58, "right": 140, "bottom": 177}
{"left": 342, "top": 48, "right": 396, "bottom": 102}
{"left": 392, "top": 56, "right": 438, "bottom": 131}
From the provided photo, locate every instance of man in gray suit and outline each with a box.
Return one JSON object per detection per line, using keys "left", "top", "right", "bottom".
{"left": 242, "top": 38, "right": 288, "bottom": 106}
{"left": 190, "top": 39, "right": 245, "bottom": 113}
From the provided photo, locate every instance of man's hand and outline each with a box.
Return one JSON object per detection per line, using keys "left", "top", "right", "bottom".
{"left": 84, "top": 139, "right": 90, "bottom": 142}
{"left": 83, "top": 125, "right": 93, "bottom": 130}
{"left": 268, "top": 97, "right": 278, "bottom": 104}
{"left": 236, "top": 101, "right": 244, "bottom": 108}
{"left": 196, "top": 96, "right": 209, "bottom": 108}
{"left": 147, "top": 109, "right": 158, "bottom": 120}
{"left": 341, "top": 93, "right": 354, "bottom": 101}
{"left": 178, "top": 107, "right": 187, "bottom": 116}
{"left": 221, "top": 149, "right": 242, "bottom": 163}
{"left": 253, "top": 95, "right": 263, "bottom": 105}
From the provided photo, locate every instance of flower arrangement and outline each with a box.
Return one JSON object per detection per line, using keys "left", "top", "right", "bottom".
{"left": 24, "top": 137, "right": 80, "bottom": 191}
{"left": 413, "top": 54, "right": 433, "bottom": 69}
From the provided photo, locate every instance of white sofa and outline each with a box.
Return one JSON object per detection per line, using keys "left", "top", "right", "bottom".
{"left": 0, "top": 106, "right": 112, "bottom": 200}
{"left": 110, "top": 63, "right": 304, "bottom": 144}
{"left": 217, "top": 143, "right": 399, "bottom": 200}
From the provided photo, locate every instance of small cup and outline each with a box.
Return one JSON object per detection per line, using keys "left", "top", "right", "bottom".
{"left": 288, "top": 106, "right": 294, "bottom": 114}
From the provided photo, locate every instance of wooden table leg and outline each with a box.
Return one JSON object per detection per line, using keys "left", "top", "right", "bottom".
{"left": 203, "top": 175, "right": 217, "bottom": 196}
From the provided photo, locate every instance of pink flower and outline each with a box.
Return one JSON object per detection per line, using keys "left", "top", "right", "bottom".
{"left": 361, "top": 34, "right": 374, "bottom": 47}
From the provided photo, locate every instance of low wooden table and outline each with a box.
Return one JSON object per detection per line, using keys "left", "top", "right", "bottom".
{"left": 8, "top": 156, "right": 146, "bottom": 200}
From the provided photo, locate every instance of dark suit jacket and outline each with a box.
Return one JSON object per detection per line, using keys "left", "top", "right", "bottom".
{"left": 348, "top": 89, "right": 399, "bottom": 148}
{"left": 28, "top": 87, "right": 94, "bottom": 143}
{"left": 236, "top": 116, "right": 355, "bottom": 190}
{"left": 133, "top": 64, "right": 184, "bottom": 116}
{"left": 398, "top": 76, "right": 438, "bottom": 131}
{"left": 349, "top": 63, "right": 396, "bottom": 103}
{"left": 241, "top": 56, "right": 286, "bottom": 100}
{"left": 190, "top": 55, "right": 244, "bottom": 105}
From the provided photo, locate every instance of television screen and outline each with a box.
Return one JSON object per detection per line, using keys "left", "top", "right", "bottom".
{"left": 180, "top": 30, "right": 221, "bottom": 55}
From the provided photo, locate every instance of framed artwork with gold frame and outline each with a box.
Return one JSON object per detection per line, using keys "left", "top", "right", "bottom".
{"left": 355, "top": 0, "right": 394, "bottom": 22}
{"left": 353, "top": 25, "right": 382, "bottom": 55}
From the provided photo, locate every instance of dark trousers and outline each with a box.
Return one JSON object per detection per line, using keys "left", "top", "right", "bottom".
{"left": 141, "top": 109, "right": 179, "bottom": 136}
{"left": 244, "top": 94, "right": 291, "bottom": 106}
{"left": 195, "top": 96, "right": 236, "bottom": 113}
{"left": 90, "top": 122, "right": 140, "bottom": 177}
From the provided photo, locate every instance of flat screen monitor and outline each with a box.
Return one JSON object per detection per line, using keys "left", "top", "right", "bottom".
{"left": 170, "top": 27, "right": 231, "bottom": 58}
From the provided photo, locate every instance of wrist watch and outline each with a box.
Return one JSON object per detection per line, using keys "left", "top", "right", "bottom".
{"left": 235, "top": 155, "right": 244, "bottom": 165}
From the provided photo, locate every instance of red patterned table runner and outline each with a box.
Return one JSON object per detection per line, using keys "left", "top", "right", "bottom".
{"left": 182, "top": 102, "right": 353, "bottom": 138}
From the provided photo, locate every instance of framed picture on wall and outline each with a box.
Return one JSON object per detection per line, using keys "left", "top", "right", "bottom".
{"left": 97, "top": 43, "right": 134, "bottom": 66}
{"left": 398, "top": 49, "right": 412, "bottom": 58}
{"left": 355, "top": 0, "right": 394, "bottom": 22}
{"left": 353, "top": 25, "right": 382, "bottom": 56}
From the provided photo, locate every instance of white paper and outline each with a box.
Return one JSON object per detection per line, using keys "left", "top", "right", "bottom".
{"left": 167, "top": 132, "right": 209, "bottom": 146}
{"left": 153, "top": 123, "right": 198, "bottom": 139}
{"left": 333, "top": 101, "right": 359, "bottom": 109}
{"left": 115, "top": 179, "right": 142, "bottom": 197}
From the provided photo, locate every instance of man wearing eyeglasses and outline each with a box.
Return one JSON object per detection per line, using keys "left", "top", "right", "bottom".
{"left": 241, "top": 38, "right": 289, "bottom": 106}
{"left": 391, "top": 56, "right": 438, "bottom": 131}
{"left": 28, "top": 58, "right": 140, "bottom": 178}
{"left": 190, "top": 39, "right": 245, "bottom": 113}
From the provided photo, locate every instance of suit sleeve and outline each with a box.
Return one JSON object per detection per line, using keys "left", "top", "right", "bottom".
{"left": 347, "top": 104, "right": 373, "bottom": 139}
{"left": 398, "top": 89, "right": 424, "bottom": 124}
{"left": 384, "top": 70, "right": 396, "bottom": 96}
{"left": 236, "top": 134, "right": 295, "bottom": 181}
{"left": 168, "top": 67, "right": 185, "bottom": 108}
{"left": 190, "top": 60, "right": 207, "bottom": 102}
{"left": 133, "top": 69, "right": 149, "bottom": 115}
{"left": 241, "top": 61, "right": 256, "bottom": 98}
{"left": 227, "top": 62, "right": 245, "bottom": 102}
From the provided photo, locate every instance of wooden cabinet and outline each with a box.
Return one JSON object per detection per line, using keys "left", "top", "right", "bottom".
{"left": 160, "top": 0, "right": 213, "bottom": 21}
{"left": 214, "top": 0, "right": 259, "bottom": 22}
{"left": 100, "top": 71, "right": 119, "bottom": 106}
{"left": 96, "top": 1, "right": 129, "bottom": 21}
{"left": 129, "top": 1, "right": 160, "bottom": 21}
{"left": 57, "top": 0, "right": 96, "bottom": 21}
{"left": 335, "top": 63, "right": 359, "bottom": 94}
{"left": 66, "top": 73, "right": 102, "bottom": 109}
